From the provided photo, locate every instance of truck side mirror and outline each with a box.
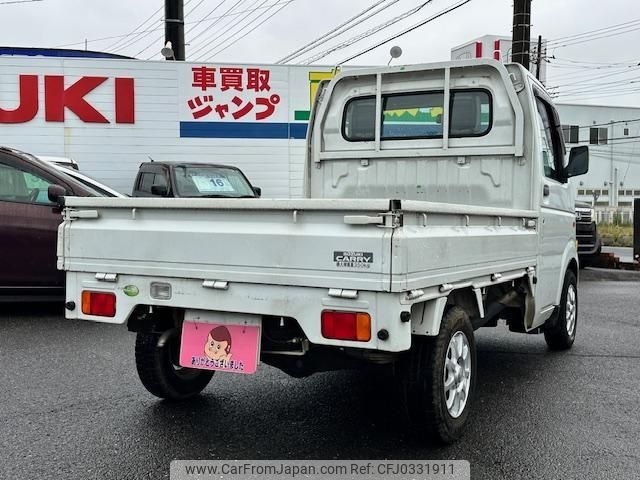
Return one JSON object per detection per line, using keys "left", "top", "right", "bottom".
{"left": 252, "top": 186, "right": 262, "bottom": 197}
{"left": 565, "top": 145, "right": 589, "bottom": 178}
{"left": 48, "top": 184, "right": 67, "bottom": 206}
{"left": 150, "top": 184, "right": 168, "bottom": 196}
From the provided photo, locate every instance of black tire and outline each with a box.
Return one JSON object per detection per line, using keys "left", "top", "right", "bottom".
{"left": 400, "top": 306, "right": 477, "bottom": 444}
{"left": 135, "top": 329, "right": 214, "bottom": 400}
{"left": 544, "top": 269, "right": 578, "bottom": 351}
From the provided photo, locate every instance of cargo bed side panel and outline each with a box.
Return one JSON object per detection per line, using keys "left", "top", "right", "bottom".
{"left": 62, "top": 207, "right": 392, "bottom": 292}
{"left": 391, "top": 218, "right": 538, "bottom": 291}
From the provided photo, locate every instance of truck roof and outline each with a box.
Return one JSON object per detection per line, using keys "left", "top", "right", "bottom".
{"left": 139, "top": 162, "right": 242, "bottom": 169}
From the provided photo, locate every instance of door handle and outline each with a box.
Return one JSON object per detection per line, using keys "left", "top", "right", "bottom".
{"left": 543, "top": 185, "right": 550, "bottom": 197}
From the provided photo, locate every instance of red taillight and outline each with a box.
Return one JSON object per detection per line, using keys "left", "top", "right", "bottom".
{"left": 321, "top": 310, "right": 371, "bottom": 342}
{"left": 81, "top": 291, "right": 116, "bottom": 317}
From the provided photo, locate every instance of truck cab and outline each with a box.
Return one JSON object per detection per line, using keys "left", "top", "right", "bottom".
{"left": 132, "top": 162, "right": 260, "bottom": 198}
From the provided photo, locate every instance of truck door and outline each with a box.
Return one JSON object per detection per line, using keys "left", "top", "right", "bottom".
{"left": 534, "top": 96, "right": 574, "bottom": 315}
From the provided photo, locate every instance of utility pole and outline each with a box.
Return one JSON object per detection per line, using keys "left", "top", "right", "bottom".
{"left": 610, "top": 120, "right": 616, "bottom": 207}
{"left": 165, "top": 0, "right": 185, "bottom": 61}
{"left": 535, "top": 35, "right": 543, "bottom": 80}
{"left": 512, "top": 0, "right": 532, "bottom": 69}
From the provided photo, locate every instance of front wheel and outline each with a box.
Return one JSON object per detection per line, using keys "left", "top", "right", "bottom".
{"left": 544, "top": 270, "right": 578, "bottom": 350}
{"left": 400, "top": 306, "right": 477, "bottom": 444}
{"left": 135, "top": 329, "right": 214, "bottom": 400}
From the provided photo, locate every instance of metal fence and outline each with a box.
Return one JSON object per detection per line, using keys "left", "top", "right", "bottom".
{"left": 594, "top": 208, "right": 634, "bottom": 224}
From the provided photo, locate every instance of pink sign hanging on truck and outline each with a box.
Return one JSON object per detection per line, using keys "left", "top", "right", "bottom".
{"left": 179, "top": 318, "right": 261, "bottom": 375}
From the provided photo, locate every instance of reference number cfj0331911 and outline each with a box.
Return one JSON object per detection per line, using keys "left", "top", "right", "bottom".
{"left": 171, "top": 460, "right": 470, "bottom": 480}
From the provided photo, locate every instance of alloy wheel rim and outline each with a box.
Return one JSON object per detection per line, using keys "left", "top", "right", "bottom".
{"left": 443, "top": 331, "right": 471, "bottom": 418}
{"left": 566, "top": 284, "right": 577, "bottom": 337}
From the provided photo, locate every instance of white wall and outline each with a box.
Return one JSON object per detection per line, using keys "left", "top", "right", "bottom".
{"left": 0, "top": 56, "right": 332, "bottom": 197}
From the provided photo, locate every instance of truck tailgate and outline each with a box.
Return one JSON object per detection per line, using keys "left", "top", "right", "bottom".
{"left": 59, "top": 198, "right": 394, "bottom": 292}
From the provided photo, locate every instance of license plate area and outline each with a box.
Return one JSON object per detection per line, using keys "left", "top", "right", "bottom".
{"left": 179, "top": 310, "right": 261, "bottom": 374}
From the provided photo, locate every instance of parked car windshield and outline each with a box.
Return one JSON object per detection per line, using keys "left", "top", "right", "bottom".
{"left": 173, "top": 165, "right": 255, "bottom": 198}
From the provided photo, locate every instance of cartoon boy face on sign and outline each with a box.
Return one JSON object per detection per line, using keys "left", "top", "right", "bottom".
{"left": 204, "top": 325, "right": 232, "bottom": 362}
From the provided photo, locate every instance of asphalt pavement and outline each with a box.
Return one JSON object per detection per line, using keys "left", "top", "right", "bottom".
{"left": 1, "top": 277, "right": 639, "bottom": 480}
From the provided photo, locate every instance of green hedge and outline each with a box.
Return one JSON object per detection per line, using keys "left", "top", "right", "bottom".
{"left": 598, "top": 224, "right": 633, "bottom": 247}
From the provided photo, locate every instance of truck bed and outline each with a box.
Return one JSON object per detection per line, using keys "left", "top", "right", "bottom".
{"left": 59, "top": 197, "right": 538, "bottom": 294}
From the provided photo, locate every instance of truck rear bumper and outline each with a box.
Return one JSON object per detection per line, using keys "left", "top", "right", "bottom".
{"left": 65, "top": 272, "right": 413, "bottom": 352}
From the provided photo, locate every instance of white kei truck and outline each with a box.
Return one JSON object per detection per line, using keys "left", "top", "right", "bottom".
{"left": 53, "top": 59, "right": 589, "bottom": 444}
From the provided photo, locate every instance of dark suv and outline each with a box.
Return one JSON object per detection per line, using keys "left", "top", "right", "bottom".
{"left": 132, "top": 162, "right": 260, "bottom": 198}
{"left": 0, "top": 147, "right": 114, "bottom": 301}
{"left": 575, "top": 201, "right": 602, "bottom": 261}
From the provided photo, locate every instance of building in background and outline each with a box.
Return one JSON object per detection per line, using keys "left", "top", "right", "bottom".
{"left": 558, "top": 103, "right": 640, "bottom": 222}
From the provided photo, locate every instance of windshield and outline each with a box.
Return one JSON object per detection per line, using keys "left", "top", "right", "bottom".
{"left": 173, "top": 166, "right": 254, "bottom": 198}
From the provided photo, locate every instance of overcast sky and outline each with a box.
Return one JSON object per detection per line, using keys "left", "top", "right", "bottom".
{"left": 2, "top": 0, "right": 639, "bottom": 106}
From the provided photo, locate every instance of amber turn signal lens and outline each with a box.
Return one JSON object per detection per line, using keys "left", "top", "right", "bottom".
{"left": 321, "top": 310, "right": 371, "bottom": 342}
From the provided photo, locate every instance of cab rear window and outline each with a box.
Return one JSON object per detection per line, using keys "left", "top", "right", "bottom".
{"left": 343, "top": 89, "right": 492, "bottom": 141}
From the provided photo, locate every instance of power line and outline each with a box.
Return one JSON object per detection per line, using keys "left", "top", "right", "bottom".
{"left": 574, "top": 135, "right": 640, "bottom": 146}
{"left": 185, "top": 0, "right": 207, "bottom": 17}
{"left": 116, "top": 0, "right": 202, "bottom": 55}
{"left": 112, "top": 17, "right": 164, "bottom": 54}
{"left": 143, "top": 0, "right": 234, "bottom": 60}
{"left": 0, "top": 0, "right": 42, "bottom": 4}
{"left": 552, "top": 57, "right": 639, "bottom": 66}
{"left": 195, "top": 0, "right": 279, "bottom": 61}
{"left": 551, "top": 25, "right": 640, "bottom": 51}
{"left": 191, "top": 0, "right": 267, "bottom": 59}
{"left": 186, "top": 0, "right": 247, "bottom": 58}
{"left": 55, "top": 1, "right": 294, "bottom": 48}
{"left": 548, "top": 65, "right": 640, "bottom": 90}
{"left": 540, "top": 18, "right": 640, "bottom": 47}
{"left": 546, "top": 18, "right": 640, "bottom": 47}
{"left": 201, "top": 0, "right": 295, "bottom": 60}
{"left": 548, "top": 66, "right": 632, "bottom": 84}
{"left": 119, "top": 0, "right": 215, "bottom": 55}
{"left": 338, "top": 0, "right": 473, "bottom": 65}
{"left": 558, "top": 88, "right": 640, "bottom": 102}
{"left": 299, "top": 0, "right": 437, "bottom": 65}
{"left": 557, "top": 118, "right": 640, "bottom": 130}
{"left": 551, "top": 56, "right": 640, "bottom": 67}
{"left": 557, "top": 87, "right": 640, "bottom": 101}
{"left": 103, "top": 4, "right": 163, "bottom": 53}
{"left": 185, "top": 0, "right": 228, "bottom": 37}
{"left": 553, "top": 77, "right": 640, "bottom": 97}
{"left": 276, "top": 0, "right": 396, "bottom": 64}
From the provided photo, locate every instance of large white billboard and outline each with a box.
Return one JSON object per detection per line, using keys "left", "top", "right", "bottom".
{"left": 0, "top": 56, "right": 338, "bottom": 197}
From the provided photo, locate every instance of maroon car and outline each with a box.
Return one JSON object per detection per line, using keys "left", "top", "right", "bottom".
{"left": 0, "top": 146, "right": 115, "bottom": 301}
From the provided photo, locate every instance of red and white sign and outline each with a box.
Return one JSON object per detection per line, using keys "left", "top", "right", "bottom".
{"left": 0, "top": 74, "right": 135, "bottom": 124}
{"left": 180, "top": 64, "right": 287, "bottom": 123}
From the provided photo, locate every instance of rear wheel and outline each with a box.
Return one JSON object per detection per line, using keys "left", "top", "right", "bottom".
{"left": 544, "top": 270, "right": 578, "bottom": 350}
{"left": 400, "top": 306, "right": 476, "bottom": 444}
{"left": 135, "top": 329, "right": 213, "bottom": 400}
